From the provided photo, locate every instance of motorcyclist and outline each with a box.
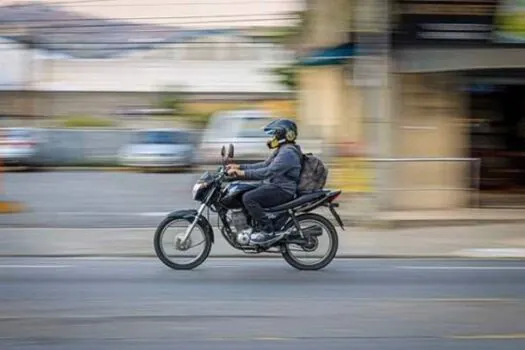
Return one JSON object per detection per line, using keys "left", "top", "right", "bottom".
{"left": 226, "top": 119, "right": 302, "bottom": 244}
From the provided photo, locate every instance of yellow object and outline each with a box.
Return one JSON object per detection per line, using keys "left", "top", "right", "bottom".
{"left": 328, "top": 157, "right": 373, "bottom": 193}
{"left": 0, "top": 156, "right": 26, "bottom": 213}
{"left": 0, "top": 200, "right": 25, "bottom": 213}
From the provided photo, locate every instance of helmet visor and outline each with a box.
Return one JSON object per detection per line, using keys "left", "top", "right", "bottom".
{"left": 262, "top": 119, "right": 280, "bottom": 135}
{"left": 264, "top": 129, "right": 277, "bottom": 136}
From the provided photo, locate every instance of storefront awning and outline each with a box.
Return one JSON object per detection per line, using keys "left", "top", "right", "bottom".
{"left": 299, "top": 42, "right": 355, "bottom": 66}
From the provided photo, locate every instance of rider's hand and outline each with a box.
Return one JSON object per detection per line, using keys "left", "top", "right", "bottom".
{"left": 226, "top": 163, "right": 240, "bottom": 171}
{"left": 226, "top": 168, "right": 244, "bottom": 177}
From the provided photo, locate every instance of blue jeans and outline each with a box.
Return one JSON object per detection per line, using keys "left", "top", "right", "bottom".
{"left": 242, "top": 184, "right": 294, "bottom": 228}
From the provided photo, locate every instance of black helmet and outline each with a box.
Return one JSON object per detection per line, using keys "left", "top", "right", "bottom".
{"left": 263, "top": 118, "right": 298, "bottom": 149}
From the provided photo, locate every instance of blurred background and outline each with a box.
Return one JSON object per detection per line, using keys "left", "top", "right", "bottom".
{"left": 1, "top": 0, "right": 525, "bottom": 215}
{"left": 1, "top": 2, "right": 525, "bottom": 350}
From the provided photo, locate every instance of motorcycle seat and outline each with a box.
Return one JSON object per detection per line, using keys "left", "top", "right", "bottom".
{"left": 265, "top": 190, "right": 328, "bottom": 212}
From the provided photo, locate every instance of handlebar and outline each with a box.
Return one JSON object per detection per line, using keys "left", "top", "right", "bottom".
{"left": 215, "top": 165, "right": 238, "bottom": 182}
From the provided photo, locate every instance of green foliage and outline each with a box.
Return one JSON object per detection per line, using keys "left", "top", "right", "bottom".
{"left": 181, "top": 112, "right": 214, "bottom": 129}
{"left": 271, "top": 65, "right": 298, "bottom": 90}
{"left": 159, "top": 93, "right": 185, "bottom": 115}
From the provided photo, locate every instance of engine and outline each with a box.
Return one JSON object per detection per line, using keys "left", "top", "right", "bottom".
{"left": 230, "top": 209, "right": 248, "bottom": 232}
{"left": 230, "top": 209, "right": 251, "bottom": 245}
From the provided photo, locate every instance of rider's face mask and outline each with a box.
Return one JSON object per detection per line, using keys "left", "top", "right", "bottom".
{"left": 266, "top": 136, "right": 280, "bottom": 149}
{"left": 265, "top": 129, "right": 282, "bottom": 149}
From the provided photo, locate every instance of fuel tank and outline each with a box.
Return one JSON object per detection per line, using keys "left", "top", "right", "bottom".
{"left": 220, "top": 181, "right": 259, "bottom": 209}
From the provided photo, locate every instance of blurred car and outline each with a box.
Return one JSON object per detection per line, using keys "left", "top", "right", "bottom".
{"left": 198, "top": 109, "right": 324, "bottom": 165}
{"left": 0, "top": 127, "right": 44, "bottom": 167}
{"left": 198, "top": 110, "right": 275, "bottom": 164}
{"left": 118, "top": 128, "right": 196, "bottom": 169}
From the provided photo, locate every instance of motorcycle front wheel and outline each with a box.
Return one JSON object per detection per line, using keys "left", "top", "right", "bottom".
{"left": 153, "top": 216, "right": 212, "bottom": 270}
{"left": 280, "top": 213, "right": 339, "bottom": 271}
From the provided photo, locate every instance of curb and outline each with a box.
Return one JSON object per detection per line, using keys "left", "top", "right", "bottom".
{"left": 4, "top": 166, "right": 195, "bottom": 173}
{"left": 355, "top": 219, "right": 525, "bottom": 229}
{"left": 0, "top": 200, "right": 26, "bottom": 214}
{"left": 340, "top": 217, "right": 525, "bottom": 229}
{"left": 0, "top": 254, "right": 523, "bottom": 259}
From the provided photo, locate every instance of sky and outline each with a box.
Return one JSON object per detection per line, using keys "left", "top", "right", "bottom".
{"left": 3, "top": 0, "right": 305, "bottom": 28}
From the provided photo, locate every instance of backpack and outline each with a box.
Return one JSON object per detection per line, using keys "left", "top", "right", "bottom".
{"left": 290, "top": 146, "right": 329, "bottom": 193}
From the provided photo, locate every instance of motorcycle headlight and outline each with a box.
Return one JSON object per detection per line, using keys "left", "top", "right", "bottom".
{"left": 192, "top": 182, "right": 207, "bottom": 200}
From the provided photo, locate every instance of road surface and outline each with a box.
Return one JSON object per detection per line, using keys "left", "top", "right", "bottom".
{"left": 1, "top": 258, "right": 524, "bottom": 350}
{"left": 3, "top": 171, "right": 201, "bottom": 228}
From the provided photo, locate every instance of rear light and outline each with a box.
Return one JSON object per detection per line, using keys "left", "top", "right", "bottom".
{"left": 328, "top": 191, "right": 341, "bottom": 202}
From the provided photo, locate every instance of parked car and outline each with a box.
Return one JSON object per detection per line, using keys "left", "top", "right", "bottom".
{"left": 0, "top": 127, "right": 44, "bottom": 167}
{"left": 118, "top": 128, "right": 196, "bottom": 170}
{"left": 197, "top": 110, "right": 324, "bottom": 165}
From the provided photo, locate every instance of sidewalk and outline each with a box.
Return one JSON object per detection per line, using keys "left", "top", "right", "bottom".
{"left": 1, "top": 223, "right": 524, "bottom": 258}
{"left": 352, "top": 208, "right": 525, "bottom": 228}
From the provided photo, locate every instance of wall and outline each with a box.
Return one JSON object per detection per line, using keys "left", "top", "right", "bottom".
{"left": 0, "top": 37, "right": 28, "bottom": 90}
{"left": 390, "top": 73, "right": 471, "bottom": 209}
{"left": 0, "top": 91, "right": 295, "bottom": 118}
{"left": 33, "top": 50, "right": 293, "bottom": 94}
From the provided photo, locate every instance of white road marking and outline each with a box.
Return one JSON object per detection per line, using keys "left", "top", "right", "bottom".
{"left": 27, "top": 211, "right": 174, "bottom": 217}
{"left": 455, "top": 248, "right": 525, "bottom": 258}
{"left": 0, "top": 265, "right": 72, "bottom": 269}
{"left": 138, "top": 212, "right": 170, "bottom": 217}
{"left": 396, "top": 266, "right": 525, "bottom": 270}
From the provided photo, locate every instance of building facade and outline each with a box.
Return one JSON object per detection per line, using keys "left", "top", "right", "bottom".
{"left": 0, "top": 31, "right": 295, "bottom": 118}
{"left": 298, "top": 0, "right": 525, "bottom": 210}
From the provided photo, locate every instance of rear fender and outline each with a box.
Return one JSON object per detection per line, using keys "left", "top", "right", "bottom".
{"left": 295, "top": 190, "right": 345, "bottom": 230}
{"left": 166, "top": 209, "right": 215, "bottom": 244}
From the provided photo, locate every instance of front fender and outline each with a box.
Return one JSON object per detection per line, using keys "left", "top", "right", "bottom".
{"left": 166, "top": 209, "right": 214, "bottom": 244}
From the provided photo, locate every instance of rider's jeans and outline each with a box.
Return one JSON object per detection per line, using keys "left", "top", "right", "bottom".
{"left": 242, "top": 184, "right": 294, "bottom": 229}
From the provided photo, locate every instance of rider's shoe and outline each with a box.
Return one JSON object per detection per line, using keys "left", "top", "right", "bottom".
{"left": 249, "top": 230, "right": 281, "bottom": 245}
{"left": 249, "top": 220, "right": 283, "bottom": 245}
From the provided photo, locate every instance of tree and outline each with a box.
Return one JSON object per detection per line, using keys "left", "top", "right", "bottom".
{"left": 270, "top": 65, "right": 298, "bottom": 91}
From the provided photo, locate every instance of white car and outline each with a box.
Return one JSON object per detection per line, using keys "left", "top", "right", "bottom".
{"left": 198, "top": 110, "right": 273, "bottom": 164}
{"left": 0, "top": 127, "right": 43, "bottom": 167}
{"left": 118, "top": 128, "right": 196, "bottom": 169}
{"left": 198, "top": 110, "right": 324, "bottom": 165}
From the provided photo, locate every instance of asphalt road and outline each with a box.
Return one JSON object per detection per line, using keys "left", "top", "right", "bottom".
{"left": 1, "top": 258, "right": 524, "bottom": 350}
{"left": 3, "top": 171, "right": 202, "bottom": 228}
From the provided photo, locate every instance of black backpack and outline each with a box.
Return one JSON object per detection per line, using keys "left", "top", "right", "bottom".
{"left": 290, "top": 146, "right": 329, "bottom": 193}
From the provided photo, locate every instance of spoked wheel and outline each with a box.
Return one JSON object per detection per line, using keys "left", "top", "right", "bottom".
{"left": 280, "top": 213, "right": 339, "bottom": 271}
{"left": 153, "top": 216, "right": 212, "bottom": 270}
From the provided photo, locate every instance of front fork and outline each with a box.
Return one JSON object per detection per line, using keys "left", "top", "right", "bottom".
{"left": 180, "top": 203, "right": 207, "bottom": 244}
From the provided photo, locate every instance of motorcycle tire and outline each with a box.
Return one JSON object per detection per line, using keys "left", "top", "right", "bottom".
{"left": 154, "top": 216, "right": 212, "bottom": 270}
{"left": 280, "top": 213, "right": 339, "bottom": 271}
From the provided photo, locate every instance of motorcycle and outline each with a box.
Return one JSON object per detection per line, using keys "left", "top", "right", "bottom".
{"left": 153, "top": 144, "right": 345, "bottom": 271}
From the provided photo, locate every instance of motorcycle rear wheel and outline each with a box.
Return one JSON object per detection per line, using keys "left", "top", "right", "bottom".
{"left": 280, "top": 213, "right": 339, "bottom": 271}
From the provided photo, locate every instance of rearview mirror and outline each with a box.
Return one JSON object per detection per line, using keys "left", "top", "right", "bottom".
{"left": 227, "top": 144, "right": 234, "bottom": 159}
